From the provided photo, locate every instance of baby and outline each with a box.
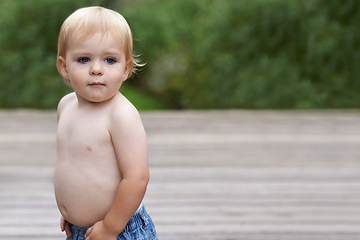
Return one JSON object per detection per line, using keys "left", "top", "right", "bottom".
{"left": 54, "top": 6, "right": 158, "bottom": 240}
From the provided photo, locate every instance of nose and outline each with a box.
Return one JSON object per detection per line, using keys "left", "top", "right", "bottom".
{"left": 90, "top": 61, "right": 103, "bottom": 76}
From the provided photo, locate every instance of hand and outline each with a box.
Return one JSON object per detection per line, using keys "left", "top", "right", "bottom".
{"left": 60, "top": 216, "right": 72, "bottom": 238}
{"left": 85, "top": 220, "right": 119, "bottom": 240}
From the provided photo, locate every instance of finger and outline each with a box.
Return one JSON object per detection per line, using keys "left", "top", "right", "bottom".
{"left": 85, "top": 227, "right": 93, "bottom": 238}
{"left": 65, "top": 221, "right": 72, "bottom": 238}
{"left": 60, "top": 217, "right": 65, "bottom": 232}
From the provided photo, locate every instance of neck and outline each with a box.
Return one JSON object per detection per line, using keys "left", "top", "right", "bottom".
{"left": 75, "top": 92, "right": 118, "bottom": 108}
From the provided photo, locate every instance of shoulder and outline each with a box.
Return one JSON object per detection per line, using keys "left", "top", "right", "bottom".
{"left": 108, "top": 93, "right": 144, "bottom": 132}
{"left": 57, "top": 92, "right": 76, "bottom": 120}
{"left": 57, "top": 92, "right": 76, "bottom": 112}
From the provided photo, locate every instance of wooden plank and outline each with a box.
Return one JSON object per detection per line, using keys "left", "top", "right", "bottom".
{"left": 1, "top": 110, "right": 360, "bottom": 239}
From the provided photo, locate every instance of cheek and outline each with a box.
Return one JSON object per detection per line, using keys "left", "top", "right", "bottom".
{"left": 67, "top": 66, "right": 84, "bottom": 80}
{"left": 110, "top": 68, "right": 127, "bottom": 82}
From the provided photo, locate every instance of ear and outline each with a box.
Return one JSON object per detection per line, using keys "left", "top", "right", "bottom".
{"left": 122, "top": 61, "right": 132, "bottom": 82}
{"left": 57, "top": 56, "right": 70, "bottom": 81}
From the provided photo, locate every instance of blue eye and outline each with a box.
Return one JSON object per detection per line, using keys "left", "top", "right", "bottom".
{"left": 78, "top": 57, "right": 90, "bottom": 63}
{"left": 105, "top": 58, "right": 116, "bottom": 64}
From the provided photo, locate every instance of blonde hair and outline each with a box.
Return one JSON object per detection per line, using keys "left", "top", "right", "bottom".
{"left": 57, "top": 6, "right": 140, "bottom": 78}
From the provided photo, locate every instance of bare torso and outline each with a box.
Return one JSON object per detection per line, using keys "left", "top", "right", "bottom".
{"left": 54, "top": 93, "right": 123, "bottom": 227}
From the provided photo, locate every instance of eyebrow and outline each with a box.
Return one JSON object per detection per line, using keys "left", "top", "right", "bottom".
{"left": 71, "top": 49, "right": 123, "bottom": 56}
{"left": 103, "top": 49, "right": 123, "bottom": 55}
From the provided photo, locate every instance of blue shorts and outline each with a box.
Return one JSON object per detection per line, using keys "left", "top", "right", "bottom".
{"left": 66, "top": 205, "right": 158, "bottom": 240}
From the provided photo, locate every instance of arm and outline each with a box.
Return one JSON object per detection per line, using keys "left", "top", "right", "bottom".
{"left": 85, "top": 104, "right": 149, "bottom": 240}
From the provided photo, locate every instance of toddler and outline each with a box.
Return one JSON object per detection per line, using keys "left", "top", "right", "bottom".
{"left": 54, "top": 6, "right": 158, "bottom": 240}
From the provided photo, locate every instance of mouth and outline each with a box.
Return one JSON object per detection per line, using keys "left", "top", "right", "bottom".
{"left": 88, "top": 82, "right": 105, "bottom": 87}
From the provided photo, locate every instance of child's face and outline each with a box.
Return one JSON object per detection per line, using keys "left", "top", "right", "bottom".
{"left": 59, "top": 32, "right": 130, "bottom": 104}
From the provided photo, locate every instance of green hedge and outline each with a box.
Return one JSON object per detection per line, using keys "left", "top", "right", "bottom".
{"left": 0, "top": 0, "right": 359, "bottom": 109}
{"left": 123, "top": 0, "right": 360, "bottom": 109}
{"left": 0, "top": 0, "right": 110, "bottom": 108}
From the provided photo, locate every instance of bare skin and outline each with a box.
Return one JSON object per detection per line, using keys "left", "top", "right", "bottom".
{"left": 55, "top": 33, "right": 149, "bottom": 240}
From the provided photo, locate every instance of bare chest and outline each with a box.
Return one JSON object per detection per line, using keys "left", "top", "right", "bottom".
{"left": 57, "top": 112, "right": 115, "bottom": 163}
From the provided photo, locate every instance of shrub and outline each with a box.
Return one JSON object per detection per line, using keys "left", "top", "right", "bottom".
{"left": 122, "top": 0, "right": 360, "bottom": 109}
{"left": 1, "top": 0, "right": 359, "bottom": 109}
{"left": 0, "top": 0, "right": 108, "bottom": 108}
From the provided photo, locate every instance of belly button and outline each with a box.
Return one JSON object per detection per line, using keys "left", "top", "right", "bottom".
{"left": 86, "top": 146, "right": 92, "bottom": 152}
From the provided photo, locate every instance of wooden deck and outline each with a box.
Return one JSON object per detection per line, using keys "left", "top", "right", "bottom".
{"left": 1, "top": 110, "right": 360, "bottom": 240}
